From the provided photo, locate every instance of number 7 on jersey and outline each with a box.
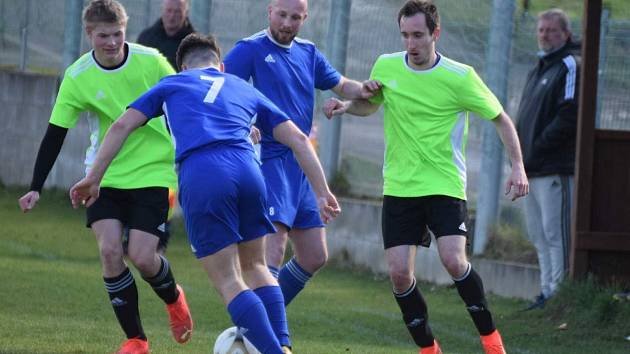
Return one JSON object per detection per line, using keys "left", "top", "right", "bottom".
{"left": 200, "top": 75, "right": 225, "bottom": 103}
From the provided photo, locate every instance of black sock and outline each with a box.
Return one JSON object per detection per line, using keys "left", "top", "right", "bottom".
{"left": 104, "top": 268, "right": 146, "bottom": 340}
{"left": 393, "top": 278, "right": 435, "bottom": 348}
{"left": 453, "top": 264, "right": 496, "bottom": 336}
{"left": 142, "top": 255, "right": 178, "bottom": 304}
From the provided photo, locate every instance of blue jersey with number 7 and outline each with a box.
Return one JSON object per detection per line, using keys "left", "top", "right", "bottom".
{"left": 129, "top": 67, "right": 290, "bottom": 163}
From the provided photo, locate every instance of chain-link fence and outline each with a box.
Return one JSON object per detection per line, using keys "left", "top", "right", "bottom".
{"left": 2, "top": 0, "right": 630, "bottom": 260}
{"left": 0, "top": 0, "right": 332, "bottom": 72}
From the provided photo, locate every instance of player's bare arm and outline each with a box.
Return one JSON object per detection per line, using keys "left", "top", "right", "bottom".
{"left": 69, "top": 108, "right": 148, "bottom": 208}
{"left": 272, "top": 120, "right": 341, "bottom": 223}
{"left": 331, "top": 76, "right": 382, "bottom": 100}
{"left": 493, "top": 111, "right": 529, "bottom": 201}
{"left": 324, "top": 97, "right": 380, "bottom": 119}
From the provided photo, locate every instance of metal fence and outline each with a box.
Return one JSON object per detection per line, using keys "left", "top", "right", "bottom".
{"left": 2, "top": 0, "right": 630, "bottom": 241}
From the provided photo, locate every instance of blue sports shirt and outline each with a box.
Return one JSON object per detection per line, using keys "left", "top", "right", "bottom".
{"left": 224, "top": 30, "right": 341, "bottom": 159}
{"left": 129, "top": 68, "right": 290, "bottom": 163}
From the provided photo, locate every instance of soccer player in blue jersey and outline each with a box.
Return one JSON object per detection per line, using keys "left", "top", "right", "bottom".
{"left": 224, "top": 0, "right": 381, "bottom": 306}
{"left": 70, "top": 33, "right": 340, "bottom": 354}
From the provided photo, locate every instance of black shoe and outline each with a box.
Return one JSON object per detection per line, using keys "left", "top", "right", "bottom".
{"left": 522, "top": 293, "right": 546, "bottom": 311}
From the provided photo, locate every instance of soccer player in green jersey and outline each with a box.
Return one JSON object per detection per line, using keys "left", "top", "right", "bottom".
{"left": 17, "top": 1, "right": 192, "bottom": 353}
{"left": 324, "top": 1, "right": 528, "bottom": 353}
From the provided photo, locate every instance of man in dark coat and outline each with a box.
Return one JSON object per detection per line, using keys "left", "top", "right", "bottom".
{"left": 138, "top": 0, "right": 196, "bottom": 70}
{"left": 516, "top": 8, "right": 580, "bottom": 311}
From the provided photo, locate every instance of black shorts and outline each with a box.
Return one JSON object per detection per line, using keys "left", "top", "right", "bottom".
{"left": 86, "top": 187, "right": 170, "bottom": 242}
{"left": 381, "top": 195, "right": 468, "bottom": 249}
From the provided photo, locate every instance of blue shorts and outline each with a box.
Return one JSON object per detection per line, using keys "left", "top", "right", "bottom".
{"left": 261, "top": 152, "right": 324, "bottom": 230}
{"left": 178, "top": 146, "right": 276, "bottom": 259}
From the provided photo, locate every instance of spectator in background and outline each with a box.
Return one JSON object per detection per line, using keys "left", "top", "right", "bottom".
{"left": 516, "top": 8, "right": 580, "bottom": 311}
{"left": 137, "top": 0, "right": 196, "bottom": 70}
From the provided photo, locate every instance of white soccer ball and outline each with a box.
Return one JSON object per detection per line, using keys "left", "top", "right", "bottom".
{"left": 243, "top": 335, "right": 262, "bottom": 354}
{"left": 213, "top": 326, "right": 249, "bottom": 354}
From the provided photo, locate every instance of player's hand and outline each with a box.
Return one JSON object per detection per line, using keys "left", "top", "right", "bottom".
{"left": 323, "top": 98, "right": 349, "bottom": 119}
{"left": 359, "top": 80, "right": 382, "bottom": 99}
{"left": 249, "top": 126, "right": 261, "bottom": 144}
{"left": 505, "top": 165, "right": 529, "bottom": 201}
{"left": 18, "top": 191, "right": 40, "bottom": 213}
{"left": 317, "top": 192, "right": 341, "bottom": 224}
{"left": 69, "top": 177, "right": 100, "bottom": 209}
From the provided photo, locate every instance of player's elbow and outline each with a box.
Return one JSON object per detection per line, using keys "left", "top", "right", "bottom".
{"left": 352, "top": 100, "right": 379, "bottom": 116}
{"left": 108, "top": 118, "right": 135, "bottom": 138}
{"left": 289, "top": 131, "right": 311, "bottom": 153}
{"left": 109, "top": 120, "right": 128, "bottom": 135}
{"left": 365, "top": 102, "right": 380, "bottom": 115}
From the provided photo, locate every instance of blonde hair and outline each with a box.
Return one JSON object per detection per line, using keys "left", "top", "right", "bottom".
{"left": 82, "top": 0, "right": 128, "bottom": 30}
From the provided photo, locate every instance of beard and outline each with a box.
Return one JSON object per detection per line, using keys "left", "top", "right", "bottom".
{"left": 269, "top": 27, "right": 296, "bottom": 45}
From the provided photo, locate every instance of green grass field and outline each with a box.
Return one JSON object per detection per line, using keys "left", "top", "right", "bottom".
{"left": 1, "top": 186, "right": 629, "bottom": 354}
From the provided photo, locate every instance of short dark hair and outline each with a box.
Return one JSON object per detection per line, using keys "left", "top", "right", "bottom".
{"left": 175, "top": 33, "right": 222, "bottom": 71}
{"left": 398, "top": 0, "right": 440, "bottom": 34}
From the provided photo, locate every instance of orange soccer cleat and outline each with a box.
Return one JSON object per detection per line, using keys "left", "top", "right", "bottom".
{"left": 166, "top": 284, "right": 193, "bottom": 343}
{"left": 115, "top": 338, "right": 149, "bottom": 354}
{"left": 481, "top": 329, "right": 507, "bottom": 354}
{"left": 419, "top": 340, "right": 443, "bottom": 354}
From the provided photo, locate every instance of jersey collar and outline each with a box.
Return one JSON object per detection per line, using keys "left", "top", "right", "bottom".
{"left": 403, "top": 51, "right": 442, "bottom": 74}
{"left": 91, "top": 43, "right": 130, "bottom": 73}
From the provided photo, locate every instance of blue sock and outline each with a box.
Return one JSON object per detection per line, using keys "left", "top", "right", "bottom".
{"left": 255, "top": 286, "right": 291, "bottom": 347}
{"left": 227, "top": 290, "right": 282, "bottom": 354}
{"left": 268, "top": 265, "right": 280, "bottom": 279}
{"left": 278, "top": 257, "right": 312, "bottom": 306}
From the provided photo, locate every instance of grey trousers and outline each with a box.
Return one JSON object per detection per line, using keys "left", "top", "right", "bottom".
{"left": 524, "top": 175, "right": 573, "bottom": 297}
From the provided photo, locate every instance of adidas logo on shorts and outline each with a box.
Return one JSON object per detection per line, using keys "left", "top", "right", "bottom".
{"left": 458, "top": 222, "right": 467, "bottom": 232}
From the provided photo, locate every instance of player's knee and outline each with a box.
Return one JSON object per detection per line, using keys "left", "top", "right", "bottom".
{"left": 441, "top": 257, "right": 467, "bottom": 277}
{"left": 311, "top": 254, "right": 327, "bottom": 272}
{"left": 127, "top": 252, "right": 157, "bottom": 274}
{"left": 99, "top": 243, "right": 124, "bottom": 268}
{"left": 299, "top": 249, "right": 328, "bottom": 273}
{"left": 389, "top": 268, "right": 414, "bottom": 290}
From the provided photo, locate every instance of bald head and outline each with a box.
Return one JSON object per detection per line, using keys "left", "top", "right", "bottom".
{"left": 162, "top": 0, "right": 188, "bottom": 36}
{"left": 267, "top": 0, "right": 308, "bottom": 45}
{"left": 269, "top": 0, "right": 307, "bottom": 10}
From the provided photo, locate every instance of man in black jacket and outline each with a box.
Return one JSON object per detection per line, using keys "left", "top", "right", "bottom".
{"left": 137, "top": 0, "right": 196, "bottom": 70}
{"left": 516, "top": 8, "right": 579, "bottom": 310}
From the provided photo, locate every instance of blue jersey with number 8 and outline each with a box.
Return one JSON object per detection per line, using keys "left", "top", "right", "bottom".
{"left": 130, "top": 67, "right": 290, "bottom": 163}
